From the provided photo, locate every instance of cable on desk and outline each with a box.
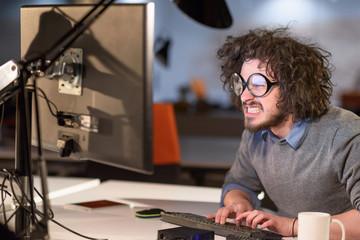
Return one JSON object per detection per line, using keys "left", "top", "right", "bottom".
{"left": 50, "top": 218, "right": 108, "bottom": 240}
{"left": 1, "top": 169, "right": 108, "bottom": 240}
{"left": 1, "top": 169, "right": 33, "bottom": 232}
{"left": 34, "top": 190, "right": 108, "bottom": 240}
{"left": 1, "top": 172, "right": 12, "bottom": 229}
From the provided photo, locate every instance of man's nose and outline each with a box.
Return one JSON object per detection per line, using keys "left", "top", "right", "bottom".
{"left": 241, "top": 86, "right": 255, "bottom": 102}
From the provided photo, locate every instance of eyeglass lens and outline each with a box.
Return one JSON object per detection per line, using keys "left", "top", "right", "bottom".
{"left": 231, "top": 73, "right": 269, "bottom": 97}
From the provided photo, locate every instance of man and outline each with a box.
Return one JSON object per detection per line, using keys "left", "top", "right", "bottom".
{"left": 207, "top": 27, "right": 360, "bottom": 239}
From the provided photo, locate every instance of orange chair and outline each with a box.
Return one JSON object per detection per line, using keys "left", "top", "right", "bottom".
{"left": 153, "top": 103, "right": 181, "bottom": 166}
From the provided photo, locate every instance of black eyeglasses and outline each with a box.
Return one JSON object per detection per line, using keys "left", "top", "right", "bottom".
{"left": 230, "top": 72, "right": 278, "bottom": 97}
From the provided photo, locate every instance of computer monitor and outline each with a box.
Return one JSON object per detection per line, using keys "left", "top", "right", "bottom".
{"left": 20, "top": 3, "right": 154, "bottom": 174}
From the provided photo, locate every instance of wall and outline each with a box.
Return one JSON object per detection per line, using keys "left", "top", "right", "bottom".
{"left": 151, "top": 0, "right": 360, "bottom": 108}
{"left": 1, "top": 0, "right": 360, "bottom": 108}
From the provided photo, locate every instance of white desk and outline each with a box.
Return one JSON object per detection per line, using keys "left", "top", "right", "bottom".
{"left": 33, "top": 176, "right": 101, "bottom": 203}
{"left": 0, "top": 175, "right": 100, "bottom": 207}
{"left": 44, "top": 179, "right": 294, "bottom": 240}
{"left": 47, "top": 180, "right": 221, "bottom": 239}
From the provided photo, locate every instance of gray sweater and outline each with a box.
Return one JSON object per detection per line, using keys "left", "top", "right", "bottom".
{"left": 223, "top": 106, "right": 360, "bottom": 218}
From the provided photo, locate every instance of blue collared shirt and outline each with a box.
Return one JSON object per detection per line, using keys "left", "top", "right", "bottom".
{"left": 261, "top": 119, "right": 309, "bottom": 150}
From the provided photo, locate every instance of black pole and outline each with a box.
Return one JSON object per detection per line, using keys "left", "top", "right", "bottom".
{"left": 14, "top": 69, "right": 37, "bottom": 239}
{"left": 30, "top": 78, "right": 50, "bottom": 240}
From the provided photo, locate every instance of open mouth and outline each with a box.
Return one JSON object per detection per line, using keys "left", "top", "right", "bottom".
{"left": 246, "top": 106, "right": 261, "bottom": 114}
{"left": 244, "top": 103, "right": 262, "bottom": 114}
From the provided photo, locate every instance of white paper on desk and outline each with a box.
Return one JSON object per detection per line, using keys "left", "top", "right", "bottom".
{"left": 115, "top": 199, "right": 152, "bottom": 208}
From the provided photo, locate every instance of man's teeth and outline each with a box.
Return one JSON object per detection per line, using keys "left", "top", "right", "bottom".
{"left": 247, "top": 107, "right": 261, "bottom": 113}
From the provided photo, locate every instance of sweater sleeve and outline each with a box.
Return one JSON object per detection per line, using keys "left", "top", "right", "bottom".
{"left": 332, "top": 117, "right": 360, "bottom": 210}
{"left": 338, "top": 138, "right": 360, "bottom": 210}
{"left": 221, "top": 183, "right": 261, "bottom": 208}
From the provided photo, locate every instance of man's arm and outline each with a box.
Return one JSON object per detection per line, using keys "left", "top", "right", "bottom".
{"left": 223, "top": 189, "right": 253, "bottom": 209}
{"left": 220, "top": 182, "right": 261, "bottom": 207}
{"left": 313, "top": 209, "right": 359, "bottom": 240}
{"left": 207, "top": 189, "right": 254, "bottom": 225}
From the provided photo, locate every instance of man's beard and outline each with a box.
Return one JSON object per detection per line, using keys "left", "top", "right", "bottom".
{"left": 244, "top": 109, "right": 287, "bottom": 133}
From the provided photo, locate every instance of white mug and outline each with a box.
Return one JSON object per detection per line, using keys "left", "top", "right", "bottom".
{"left": 298, "top": 212, "right": 345, "bottom": 240}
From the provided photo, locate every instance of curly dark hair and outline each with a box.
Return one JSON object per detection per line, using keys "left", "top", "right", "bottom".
{"left": 217, "top": 26, "right": 334, "bottom": 120}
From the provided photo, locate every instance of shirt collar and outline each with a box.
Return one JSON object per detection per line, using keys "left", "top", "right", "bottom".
{"left": 261, "top": 119, "right": 309, "bottom": 149}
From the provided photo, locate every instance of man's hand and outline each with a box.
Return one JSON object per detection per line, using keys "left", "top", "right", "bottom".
{"left": 237, "top": 210, "right": 294, "bottom": 236}
{"left": 207, "top": 199, "right": 253, "bottom": 225}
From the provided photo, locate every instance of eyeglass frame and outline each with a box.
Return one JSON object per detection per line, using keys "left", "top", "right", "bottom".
{"left": 230, "top": 72, "right": 278, "bottom": 97}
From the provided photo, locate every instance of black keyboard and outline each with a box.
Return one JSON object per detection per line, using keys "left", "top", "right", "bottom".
{"left": 161, "top": 211, "right": 283, "bottom": 240}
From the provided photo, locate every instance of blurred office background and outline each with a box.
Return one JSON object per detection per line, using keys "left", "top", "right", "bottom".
{"left": 1, "top": 0, "right": 360, "bottom": 186}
